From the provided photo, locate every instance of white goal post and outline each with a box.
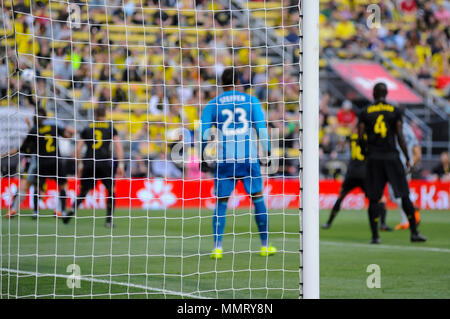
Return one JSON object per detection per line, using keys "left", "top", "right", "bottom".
{"left": 301, "top": 0, "right": 320, "bottom": 299}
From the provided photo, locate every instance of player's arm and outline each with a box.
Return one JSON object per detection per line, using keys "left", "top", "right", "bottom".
{"left": 64, "top": 126, "right": 75, "bottom": 138}
{"left": 396, "top": 120, "right": 411, "bottom": 170}
{"left": 412, "top": 145, "right": 421, "bottom": 168}
{"left": 24, "top": 116, "right": 32, "bottom": 129}
{"left": 75, "top": 139, "right": 84, "bottom": 177}
{"left": 357, "top": 121, "right": 367, "bottom": 156}
{"left": 2, "top": 128, "right": 36, "bottom": 157}
{"left": 1, "top": 149, "right": 17, "bottom": 158}
{"left": 199, "top": 102, "right": 215, "bottom": 172}
{"left": 113, "top": 134, "right": 125, "bottom": 178}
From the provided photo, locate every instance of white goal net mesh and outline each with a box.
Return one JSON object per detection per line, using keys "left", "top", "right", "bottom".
{"left": 0, "top": 0, "right": 302, "bottom": 299}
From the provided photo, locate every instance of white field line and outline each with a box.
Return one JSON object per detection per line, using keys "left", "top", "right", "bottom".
{"left": 2, "top": 241, "right": 448, "bottom": 299}
{"left": 320, "top": 240, "right": 450, "bottom": 253}
{"left": 0, "top": 267, "right": 210, "bottom": 299}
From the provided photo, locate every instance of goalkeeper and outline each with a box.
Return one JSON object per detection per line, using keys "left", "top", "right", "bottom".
{"left": 200, "top": 68, "right": 276, "bottom": 259}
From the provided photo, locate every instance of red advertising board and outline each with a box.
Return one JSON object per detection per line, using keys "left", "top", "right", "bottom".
{"left": 0, "top": 178, "right": 448, "bottom": 211}
{"left": 332, "top": 61, "right": 423, "bottom": 104}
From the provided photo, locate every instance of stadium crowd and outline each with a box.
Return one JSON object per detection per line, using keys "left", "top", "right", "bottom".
{"left": 319, "top": 0, "right": 449, "bottom": 179}
{"left": 320, "top": 0, "right": 450, "bottom": 99}
{"left": 0, "top": 0, "right": 448, "bottom": 180}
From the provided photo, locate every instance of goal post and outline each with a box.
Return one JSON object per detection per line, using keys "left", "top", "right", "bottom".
{"left": 301, "top": 0, "right": 320, "bottom": 299}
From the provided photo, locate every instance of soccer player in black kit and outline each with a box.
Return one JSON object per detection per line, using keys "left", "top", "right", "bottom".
{"left": 5, "top": 107, "right": 74, "bottom": 218}
{"left": 321, "top": 130, "right": 391, "bottom": 231}
{"left": 62, "top": 106, "right": 124, "bottom": 227}
{"left": 358, "top": 83, "right": 426, "bottom": 244}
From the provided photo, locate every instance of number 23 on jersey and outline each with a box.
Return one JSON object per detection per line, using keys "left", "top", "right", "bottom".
{"left": 221, "top": 108, "right": 249, "bottom": 136}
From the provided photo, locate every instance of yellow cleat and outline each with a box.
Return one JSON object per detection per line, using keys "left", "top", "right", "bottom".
{"left": 210, "top": 248, "right": 223, "bottom": 259}
{"left": 260, "top": 245, "right": 277, "bottom": 257}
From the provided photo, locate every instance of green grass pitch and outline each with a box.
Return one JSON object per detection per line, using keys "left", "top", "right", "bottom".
{"left": 1, "top": 208, "right": 449, "bottom": 299}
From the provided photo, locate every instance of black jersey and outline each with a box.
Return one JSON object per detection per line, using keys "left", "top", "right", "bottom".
{"left": 21, "top": 123, "right": 65, "bottom": 158}
{"left": 359, "top": 102, "right": 402, "bottom": 159}
{"left": 81, "top": 121, "right": 118, "bottom": 160}
{"left": 346, "top": 133, "right": 366, "bottom": 179}
{"left": 20, "top": 130, "right": 37, "bottom": 155}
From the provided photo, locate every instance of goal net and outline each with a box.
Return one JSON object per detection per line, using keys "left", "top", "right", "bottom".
{"left": 0, "top": 0, "right": 315, "bottom": 299}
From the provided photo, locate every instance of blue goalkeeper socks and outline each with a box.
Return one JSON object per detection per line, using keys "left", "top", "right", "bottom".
{"left": 253, "top": 196, "right": 268, "bottom": 247}
{"left": 213, "top": 201, "right": 228, "bottom": 249}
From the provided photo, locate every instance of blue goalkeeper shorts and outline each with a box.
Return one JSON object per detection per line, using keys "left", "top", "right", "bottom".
{"left": 214, "top": 163, "right": 263, "bottom": 198}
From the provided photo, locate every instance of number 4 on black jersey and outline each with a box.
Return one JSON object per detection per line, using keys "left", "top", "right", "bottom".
{"left": 358, "top": 102, "right": 403, "bottom": 159}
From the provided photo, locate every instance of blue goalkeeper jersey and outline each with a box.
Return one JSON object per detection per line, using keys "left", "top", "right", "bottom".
{"left": 200, "top": 90, "right": 270, "bottom": 177}
{"left": 396, "top": 122, "right": 419, "bottom": 168}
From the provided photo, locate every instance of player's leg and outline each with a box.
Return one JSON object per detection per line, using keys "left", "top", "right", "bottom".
{"left": 55, "top": 159, "right": 69, "bottom": 217}
{"left": 396, "top": 197, "right": 410, "bottom": 229}
{"left": 386, "top": 158, "right": 426, "bottom": 242}
{"left": 393, "top": 198, "right": 421, "bottom": 230}
{"left": 33, "top": 175, "right": 48, "bottom": 217}
{"left": 102, "top": 177, "right": 114, "bottom": 227}
{"left": 210, "top": 176, "right": 235, "bottom": 259}
{"left": 42, "top": 161, "right": 63, "bottom": 217}
{"left": 99, "top": 160, "right": 116, "bottom": 227}
{"left": 7, "top": 156, "right": 37, "bottom": 218}
{"left": 322, "top": 178, "right": 355, "bottom": 229}
{"left": 388, "top": 183, "right": 409, "bottom": 230}
{"left": 55, "top": 179, "right": 67, "bottom": 218}
{"left": 243, "top": 173, "right": 276, "bottom": 256}
{"left": 32, "top": 182, "right": 39, "bottom": 218}
{"left": 251, "top": 193, "right": 268, "bottom": 246}
{"left": 378, "top": 196, "right": 392, "bottom": 231}
{"left": 8, "top": 179, "right": 30, "bottom": 218}
{"left": 35, "top": 159, "right": 58, "bottom": 217}
{"left": 394, "top": 196, "right": 411, "bottom": 230}
{"left": 360, "top": 173, "right": 390, "bottom": 232}
{"left": 74, "top": 178, "right": 94, "bottom": 209}
{"left": 365, "top": 159, "right": 387, "bottom": 244}
{"left": 387, "top": 182, "right": 410, "bottom": 230}
{"left": 28, "top": 157, "right": 39, "bottom": 217}
{"left": 392, "top": 184, "right": 421, "bottom": 230}
{"left": 404, "top": 174, "right": 421, "bottom": 226}
{"left": 62, "top": 161, "right": 95, "bottom": 224}
{"left": 399, "top": 197, "right": 425, "bottom": 241}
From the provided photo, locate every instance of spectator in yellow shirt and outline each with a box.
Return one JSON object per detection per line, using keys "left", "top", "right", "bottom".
{"left": 335, "top": 18, "right": 357, "bottom": 41}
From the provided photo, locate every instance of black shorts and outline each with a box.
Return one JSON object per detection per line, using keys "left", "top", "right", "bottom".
{"left": 59, "top": 158, "right": 76, "bottom": 177}
{"left": 365, "top": 157, "right": 409, "bottom": 201}
{"left": 36, "top": 158, "right": 67, "bottom": 185}
{"left": 81, "top": 159, "right": 115, "bottom": 179}
{"left": 79, "top": 159, "right": 116, "bottom": 191}
{"left": 341, "top": 175, "right": 366, "bottom": 195}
